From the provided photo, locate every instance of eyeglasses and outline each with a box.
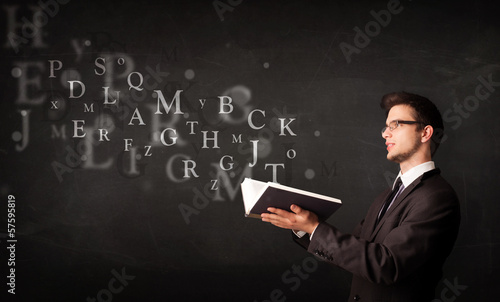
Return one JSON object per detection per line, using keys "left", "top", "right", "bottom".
{"left": 381, "top": 120, "right": 426, "bottom": 135}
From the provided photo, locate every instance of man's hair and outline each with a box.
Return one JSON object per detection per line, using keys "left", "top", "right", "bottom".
{"left": 380, "top": 91, "right": 444, "bottom": 156}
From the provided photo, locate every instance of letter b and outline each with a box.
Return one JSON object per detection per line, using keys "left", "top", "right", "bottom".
{"left": 365, "top": 21, "right": 381, "bottom": 37}
{"left": 39, "top": 0, "right": 60, "bottom": 17}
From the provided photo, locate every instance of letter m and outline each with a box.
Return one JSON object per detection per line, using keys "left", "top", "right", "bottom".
{"left": 84, "top": 103, "right": 94, "bottom": 112}
{"left": 210, "top": 164, "right": 252, "bottom": 201}
{"left": 321, "top": 161, "right": 337, "bottom": 178}
{"left": 154, "top": 89, "right": 184, "bottom": 114}
{"left": 162, "top": 46, "right": 178, "bottom": 62}
{"left": 51, "top": 124, "right": 66, "bottom": 139}
{"left": 232, "top": 134, "right": 242, "bottom": 143}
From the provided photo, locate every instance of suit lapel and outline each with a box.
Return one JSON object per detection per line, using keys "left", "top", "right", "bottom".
{"left": 368, "top": 176, "right": 423, "bottom": 241}
{"left": 362, "top": 169, "right": 441, "bottom": 241}
{"left": 362, "top": 188, "right": 392, "bottom": 238}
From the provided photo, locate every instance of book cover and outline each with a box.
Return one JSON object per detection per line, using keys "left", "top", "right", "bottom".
{"left": 241, "top": 178, "right": 342, "bottom": 220}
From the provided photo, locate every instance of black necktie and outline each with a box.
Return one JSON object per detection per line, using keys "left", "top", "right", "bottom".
{"left": 377, "top": 177, "right": 403, "bottom": 225}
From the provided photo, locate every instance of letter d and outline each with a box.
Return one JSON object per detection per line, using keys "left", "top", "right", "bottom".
{"left": 68, "top": 80, "right": 86, "bottom": 98}
{"left": 370, "top": 9, "right": 391, "bottom": 27}
{"left": 353, "top": 26, "right": 371, "bottom": 48}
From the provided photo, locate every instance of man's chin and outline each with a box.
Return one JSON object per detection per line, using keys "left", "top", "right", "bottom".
{"left": 387, "top": 153, "right": 402, "bottom": 163}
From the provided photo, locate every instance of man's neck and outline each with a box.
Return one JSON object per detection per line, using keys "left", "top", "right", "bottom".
{"left": 397, "top": 161, "right": 436, "bottom": 188}
{"left": 399, "top": 156, "right": 432, "bottom": 174}
{"left": 398, "top": 143, "right": 432, "bottom": 174}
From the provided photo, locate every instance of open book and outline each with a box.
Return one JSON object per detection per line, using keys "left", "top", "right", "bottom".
{"left": 240, "top": 178, "right": 342, "bottom": 220}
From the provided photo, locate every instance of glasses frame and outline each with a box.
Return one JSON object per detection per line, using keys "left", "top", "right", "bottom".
{"left": 381, "top": 120, "right": 427, "bottom": 135}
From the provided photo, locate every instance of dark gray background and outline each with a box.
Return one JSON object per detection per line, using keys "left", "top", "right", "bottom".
{"left": 1, "top": 0, "right": 498, "bottom": 301}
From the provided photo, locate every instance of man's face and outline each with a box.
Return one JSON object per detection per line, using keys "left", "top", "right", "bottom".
{"left": 382, "top": 105, "right": 422, "bottom": 164}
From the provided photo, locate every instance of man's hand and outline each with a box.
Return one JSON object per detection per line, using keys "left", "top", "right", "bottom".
{"left": 261, "top": 204, "right": 320, "bottom": 235}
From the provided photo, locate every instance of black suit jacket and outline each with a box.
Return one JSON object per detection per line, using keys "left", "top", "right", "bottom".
{"left": 294, "top": 169, "right": 460, "bottom": 302}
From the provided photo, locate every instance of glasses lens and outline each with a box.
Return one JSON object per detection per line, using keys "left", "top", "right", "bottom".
{"left": 390, "top": 121, "right": 398, "bottom": 130}
{"left": 382, "top": 121, "right": 398, "bottom": 135}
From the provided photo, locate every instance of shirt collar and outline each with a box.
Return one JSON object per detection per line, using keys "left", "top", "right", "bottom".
{"left": 395, "top": 161, "right": 435, "bottom": 189}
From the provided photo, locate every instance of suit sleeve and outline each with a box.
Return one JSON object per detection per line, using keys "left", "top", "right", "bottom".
{"left": 352, "top": 218, "right": 364, "bottom": 238}
{"left": 305, "top": 187, "right": 460, "bottom": 285}
{"left": 292, "top": 218, "right": 364, "bottom": 251}
{"left": 291, "top": 230, "right": 311, "bottom": 250}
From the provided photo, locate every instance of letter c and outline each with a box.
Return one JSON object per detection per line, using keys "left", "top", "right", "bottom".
{"left": 248, "top": 109, "right": 265, "bottom": 130}
{"left": 108, "top": 277, "right": 124, "bottom": 294}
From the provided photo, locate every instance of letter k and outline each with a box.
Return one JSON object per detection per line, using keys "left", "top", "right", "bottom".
{"left": 444, "top": 277, "right": 468, "bottom": 296}
{"left": 111, "top": 267, "right": 136, "bottom": 286}
{"left": 477, "top": 73, "right": 500, "bottom": 93}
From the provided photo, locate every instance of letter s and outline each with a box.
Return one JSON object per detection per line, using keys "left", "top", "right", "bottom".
{"left": 442, "top": 109, "right": 461, "bottom": 130}
{"left": 281, "top": 270, "right": 301, "bottom": 291}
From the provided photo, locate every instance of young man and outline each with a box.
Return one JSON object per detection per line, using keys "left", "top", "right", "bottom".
{"left": 261, "top": 92, "right": 461, "bottom": 302}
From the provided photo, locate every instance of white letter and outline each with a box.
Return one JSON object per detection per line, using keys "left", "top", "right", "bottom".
{"left": 68, "top": 80, "right": 86, "bottom": 98}
{"left": 202, "top": 131, "right": 219, "bottom": 149}
{"left": 182, "top": 160, "right": 199, "bottom": 178}
{"left": 279, "top": 118, "right": 297, "bottom": 136}
{"left": 48, "top": 60, "right": 62, "bottom": 78}
{"left": 248, "top": 109, "right": 265, "bottom": 130}
{"left": 220, "top": 155, "right": 234, "bottom": 171}
{"left": 124, "top": 139, "right": 133, "bottom": 151}
{"left": 160, "top": 128, "right": 178, "bottom": 146}
{"left": 94, "top": 57, "right": 106, "bottom": 75}
{"left": 155, "top": 89, "right": 184, "bottom": 114}
{"left": 265, "top": 163, "right": 285, "bottom": 183}
{"left": 128, "top": 108, "right": 146, "bottom": 125}
{"left": 72, "top": 120, "right": 86, "bottom": 138}
{"left": 219, "top": 96, "right": 233, "bottom": 114}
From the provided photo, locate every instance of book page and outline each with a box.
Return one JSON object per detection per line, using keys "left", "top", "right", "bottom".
{"left": 241, "top": 178, "right": 268, "bottom": 215}
{"left": 267, "top": 182, "right": 341, "bottom": 204}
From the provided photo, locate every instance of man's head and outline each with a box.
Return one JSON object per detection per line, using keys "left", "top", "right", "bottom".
{"left": 380, "top": 92, "right": 444, "bottom": 167}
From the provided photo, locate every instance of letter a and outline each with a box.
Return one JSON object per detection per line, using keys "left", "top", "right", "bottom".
{"left": 339, "top": 42, "right": 361, "bottom": 64}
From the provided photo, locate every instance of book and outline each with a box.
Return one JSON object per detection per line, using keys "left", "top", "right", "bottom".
{"left": 240, "top": 178, "right": 342, "bottom": 220}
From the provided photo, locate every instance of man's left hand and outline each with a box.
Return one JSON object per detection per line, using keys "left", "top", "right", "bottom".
{"left": 261, "top": 204, "right": 319, "bottom": 235}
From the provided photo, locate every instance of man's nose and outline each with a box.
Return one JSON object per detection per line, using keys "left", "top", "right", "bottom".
{"left": 381, "top": 127, "right": 391, "bottom": 138}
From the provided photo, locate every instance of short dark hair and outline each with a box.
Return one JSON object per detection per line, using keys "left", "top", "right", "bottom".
{"left": 380, "top": 91, "right": 444, "bottom": 156}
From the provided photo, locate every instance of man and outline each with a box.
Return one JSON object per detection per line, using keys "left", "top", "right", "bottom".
{"left": 261, "top": 92, "right": 461, "bottom": 302}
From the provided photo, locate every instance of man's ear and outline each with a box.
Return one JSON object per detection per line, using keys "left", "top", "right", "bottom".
{"left": 421, "top": 125, "right": 434, "bottom": 143}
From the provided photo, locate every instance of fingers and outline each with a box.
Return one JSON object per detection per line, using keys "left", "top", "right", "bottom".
{"left": 261, "top": 213, "right": 282, "bottom": 227}
{"left": 267, "top": 207, "right": 289, "bottom": 216}
{"left": 290, "top": 204, "right": 302, "bottom": 214}
{"left": 261, "top": 215, "right": 293, "bottom": 229}
{"left": 268, "top": 205, "right": 304, "bottom": 218}
{"left": 261, "top": 208, "right": 294, "bottom": 229}
{"left": 267, "top": 207, "right": 297, "bottom": 222}
{"left": 261, "top": 205, "right": 319, "bottom": 234}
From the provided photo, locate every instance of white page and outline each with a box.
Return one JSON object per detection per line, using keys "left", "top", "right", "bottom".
{"left": 267, "top": 181, "right": 341, "bottom": 204}
{"left": 241, "top": 178, "right": 268, "bottom": 215}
